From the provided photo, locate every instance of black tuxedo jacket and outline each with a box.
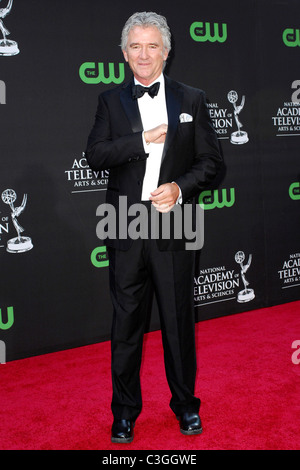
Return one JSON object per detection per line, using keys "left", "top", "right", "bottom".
{"left": 86, "top": 75, "right": 223, "bottom": 250}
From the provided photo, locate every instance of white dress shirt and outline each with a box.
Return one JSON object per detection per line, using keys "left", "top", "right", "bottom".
{"left": 135, "top": 74, "right": 168, "bottom": 200}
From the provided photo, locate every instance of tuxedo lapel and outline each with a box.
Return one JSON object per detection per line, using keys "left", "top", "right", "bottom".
{"left": 119, "top": 76, "right": 182, "bottom": 142}
{"left": 159, "top": 76, "right": 183, "bottom": 171}
{"left": 120, "top": 79, "right": 144, "bottom": 133}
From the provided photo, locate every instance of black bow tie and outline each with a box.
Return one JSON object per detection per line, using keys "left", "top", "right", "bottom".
{"left": 132, "top": 82, "right": 160, "bottom": 99}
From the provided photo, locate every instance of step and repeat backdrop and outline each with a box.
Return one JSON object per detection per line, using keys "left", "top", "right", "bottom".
{"left": 0, "top": 0, "right": 299, "bottom": 361}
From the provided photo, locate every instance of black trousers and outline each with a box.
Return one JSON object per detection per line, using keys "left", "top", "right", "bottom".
{"left": 108, "top": 236, "right": 200, "bottom": 421}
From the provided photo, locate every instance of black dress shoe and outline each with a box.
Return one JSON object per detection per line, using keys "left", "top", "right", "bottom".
{"left": 111, "top": 419, "right": 134, "bottom": 443}
{"left": 177, "top": 412, "right": 203, "bottom": 435}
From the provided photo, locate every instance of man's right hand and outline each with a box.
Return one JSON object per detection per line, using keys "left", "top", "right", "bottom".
{"left": 144, "top": 124, "right": 168, "bottom": 144}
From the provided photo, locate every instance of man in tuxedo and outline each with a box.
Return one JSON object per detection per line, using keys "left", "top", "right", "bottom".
{"left": 85, "top": 11, "right": 223, "bottom": 443}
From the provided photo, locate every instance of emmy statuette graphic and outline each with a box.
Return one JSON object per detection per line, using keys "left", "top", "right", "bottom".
{"left": 235, "top": 251, "right": 255, "bottom": 303}
{"left": 0, "top": 0, "right": 19, "bottom": 56}
{"left": 1, "top": 189, "right": 33, "bottom": 253}
{"left": 227, "top": 90, "right": 249, "bottom": 144}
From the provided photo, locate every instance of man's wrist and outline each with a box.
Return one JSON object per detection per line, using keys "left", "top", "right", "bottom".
{"left": 143, "top": 131, "right": 150, "bottom": 145}
{"left": 172, "top": 182, "right": 182, "bottom": 204}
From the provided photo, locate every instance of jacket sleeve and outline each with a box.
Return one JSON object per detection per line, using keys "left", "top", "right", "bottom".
{"left": 174, "top": 91, "right": 223, "bottom": 202}
{"left": 85, "top": 93, "right": 148, "bottom": 171}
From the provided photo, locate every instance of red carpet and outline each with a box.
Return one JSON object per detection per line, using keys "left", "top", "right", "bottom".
{"left": 1, "top": 301, "right": 300, "bottom": 450}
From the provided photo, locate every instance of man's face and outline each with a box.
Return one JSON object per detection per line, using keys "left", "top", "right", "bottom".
{"left": 123, "top": 25, "right": 168, "bottom": 86}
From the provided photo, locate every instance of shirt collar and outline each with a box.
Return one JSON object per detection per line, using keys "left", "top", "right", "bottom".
{"left": 134, "top": 73, "right": 164, "bottom": 89}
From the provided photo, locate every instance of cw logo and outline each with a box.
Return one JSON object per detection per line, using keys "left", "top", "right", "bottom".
{"left": 198, "top": 188, "right": 235, "bottom": 210}
{"left": 0, "top": 306, "right": 14, "bottom": 330}
{"left": 79, "top": 62, "right": 125, "bottom": 84}
{"left": 289, "top": 182, "right": 300, "bottom": 200}
{"left": 0, "top": 80, "right": 6, "bottom": 104}
{"left": 91, "top": 246, "right": 109, "bottom": 268}
{"left": 190, "top": 21, "right": 227, "bottom": 43}
{"left": 282, "top": 28, "right": 300, "bottom": 47}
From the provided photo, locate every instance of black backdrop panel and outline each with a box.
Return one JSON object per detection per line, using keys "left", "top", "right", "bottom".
{"left": 0, "top": 0, "right": 299, "bottom": 361}
{"left": 256, "top": 1, "right": 300, "bottom": 306}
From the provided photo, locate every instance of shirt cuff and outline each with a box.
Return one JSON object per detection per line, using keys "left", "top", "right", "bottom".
{"left": 142, "top": 131, "right": 152, "bottom": 152}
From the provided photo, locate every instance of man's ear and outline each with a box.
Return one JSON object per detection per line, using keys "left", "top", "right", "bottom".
{"left": 122, "top": 50, "right": 128, "bottom": 62}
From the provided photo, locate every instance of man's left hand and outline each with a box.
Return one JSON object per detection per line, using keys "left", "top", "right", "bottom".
{"left": 150, "top": 183, "right": 180, "bottom": 213}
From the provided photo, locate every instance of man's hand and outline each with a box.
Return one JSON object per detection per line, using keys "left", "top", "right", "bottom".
{"left": 149, "top": 182, "right": 180, "bottom": 213}
{"left": 144, "top": 124, "right": 168, "bottom": 144}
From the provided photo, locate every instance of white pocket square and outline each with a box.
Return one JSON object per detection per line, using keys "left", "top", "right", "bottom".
{"left": 179, "top": 113, "right": 193, "bottom": 123}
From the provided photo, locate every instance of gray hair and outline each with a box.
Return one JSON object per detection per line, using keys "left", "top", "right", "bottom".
{"left": 121, "top": 11, "right": 171, "bottom": 52}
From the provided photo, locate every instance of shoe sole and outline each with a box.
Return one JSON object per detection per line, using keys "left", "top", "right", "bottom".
{"left": 111, "top": 434, "right": 134, "bottom": 444}
{"left": 180, "top": 427, "right": 203, "bottom": 435}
